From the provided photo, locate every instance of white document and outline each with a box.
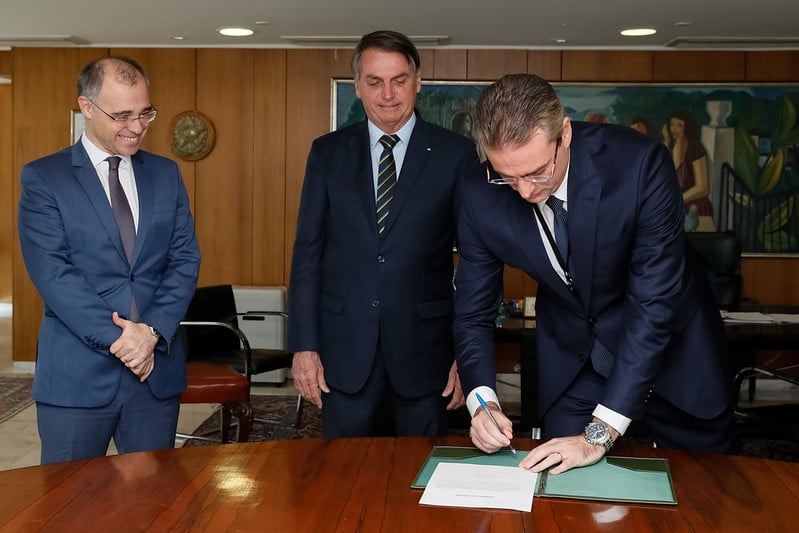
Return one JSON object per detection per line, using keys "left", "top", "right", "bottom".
{"left": 418, "top": 462, "right": 538, "bottom": 512}
{"left": 720, "top": 311, "right": 776, "bottom": 324}
{"left": 768, "top": 313, "right": 799, "bottom": 324}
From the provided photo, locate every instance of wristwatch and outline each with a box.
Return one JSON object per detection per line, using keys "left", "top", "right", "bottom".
{"left": 148, "top": 326, "right": 161, "bottom": 339}
{"left": 584, "top": 421, "right": 614, "bottom": 451}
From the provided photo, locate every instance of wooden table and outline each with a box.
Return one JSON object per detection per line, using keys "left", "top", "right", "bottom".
{"left": 2, "top": 437, "right": 799, "bottom": 532}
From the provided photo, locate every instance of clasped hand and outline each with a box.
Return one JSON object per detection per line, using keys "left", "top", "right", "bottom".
{"left": 470, "top": 405, "right": 607, "bottom": 474}
{"left": 109, "top": 311, "right": 157, "bottom": 381}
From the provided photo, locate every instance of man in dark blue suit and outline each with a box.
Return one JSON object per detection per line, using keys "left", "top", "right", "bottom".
{"left": 288, "top": 31, "right": 480, "bottom": 437}
{"left": 454, "top": 74, "right": 737, "bottom": 473}
{"left": 18, "top": 56, "right": 201, "bottom": 464}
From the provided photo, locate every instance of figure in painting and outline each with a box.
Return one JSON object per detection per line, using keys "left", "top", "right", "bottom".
{"left": 667, "top": 110, "right": 715, "bottom": 231}
{"left": 451, "top": 111, "right": 476, "bottom": 143}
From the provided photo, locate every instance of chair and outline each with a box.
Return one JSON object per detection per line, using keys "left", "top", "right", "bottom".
{"left": 179, "top": 284, "right": 302, "bottom": 434}
{"left": 685, "top": 230, "right": 743, "bottom": 311}
{"left": 179, "top": 362, "right": 252, "bottom": 443}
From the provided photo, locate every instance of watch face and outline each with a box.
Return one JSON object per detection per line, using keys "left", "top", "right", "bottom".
{"left": 586, "top": 422, "right": 608, "bottom": 442}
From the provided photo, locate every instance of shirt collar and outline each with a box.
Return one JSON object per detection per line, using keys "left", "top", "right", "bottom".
{"left": 80, "top": 134, "right": 132, "bottom": 171}
{"left": 367, "top": 113, "right": 417, "bottom": 150}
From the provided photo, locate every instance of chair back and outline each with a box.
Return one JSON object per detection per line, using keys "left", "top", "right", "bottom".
{"left": 685, "top": 231, "right": 743, "bottom": 310}
{"left": 182, "top": 285, "right": 242, "bottom": 360}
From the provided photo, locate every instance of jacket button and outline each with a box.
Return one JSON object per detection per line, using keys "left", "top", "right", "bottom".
{"left": 378, "top": 255, "right": 386, "bottom": 263}
{"left": 372, "top": 300, "right": 380, "bottom": 308}
{"left": 588, "top": 317, "right": 596, "bottom": 328}
{"left": 129, "top": 274, "right": 135, "bottom": 281}
{"left": 578, "top": 354, "right": 585, "bottom": 362}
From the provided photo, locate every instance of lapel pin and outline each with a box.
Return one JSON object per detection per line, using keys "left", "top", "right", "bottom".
{"left": 426, "top": 147, "right": 432, "bottom": 152}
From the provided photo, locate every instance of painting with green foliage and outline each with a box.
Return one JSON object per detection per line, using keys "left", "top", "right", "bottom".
{"left": 333, "top": 80, "right": 799, "bottom": 254}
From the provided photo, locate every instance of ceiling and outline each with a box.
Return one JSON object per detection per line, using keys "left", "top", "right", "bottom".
{"left": 1, "top": 0, "right": 798, "bottom": 50}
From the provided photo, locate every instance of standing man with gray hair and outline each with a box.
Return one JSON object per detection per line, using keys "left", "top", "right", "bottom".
{"left": 19, "top": 56, "right": 201, "bottom": 464}
{"left": 455, "top": 73, "right": 737, "bottom": 473}
{"left": 288, "top": 30, "right": 480, "bottom": 437}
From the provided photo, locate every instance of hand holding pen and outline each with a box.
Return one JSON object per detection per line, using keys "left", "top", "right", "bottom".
{"left": 475, "top": 393, "right": 516, "bottom": 455}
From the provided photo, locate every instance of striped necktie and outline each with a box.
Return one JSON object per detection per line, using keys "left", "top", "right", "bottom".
{"left": 376, "top": 134, "right": 399, "bottom": 235}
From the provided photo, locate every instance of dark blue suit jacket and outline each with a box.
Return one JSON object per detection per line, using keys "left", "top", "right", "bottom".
{"left": 18, "top": 142, "right": 201, "bottom": 408}
{"left": 288, "top": 117, "right": 480, "bottom": 398}
{"left": 454, "top": 122, "right": 732, "bottom": 422}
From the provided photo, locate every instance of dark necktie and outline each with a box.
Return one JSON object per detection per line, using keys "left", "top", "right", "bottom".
{"left": 107, "top": 156, "right": 138, "bottom": 320}
{"left": 376, "top": 134, "right": 400, "bottom": 235}
{"left": 545, "top": 195, "right": 569, "bottom": 263}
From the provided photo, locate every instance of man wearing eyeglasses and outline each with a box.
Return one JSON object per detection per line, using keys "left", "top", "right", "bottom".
{"left": 18, "top": 56, "right": 201, "bottom": 464}
{"left": 454, "top": 74, "right": 737, "bottom": 474}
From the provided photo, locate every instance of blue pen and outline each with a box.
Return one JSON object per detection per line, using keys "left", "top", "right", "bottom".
{"left": 476, "top": 393, "right": 516, "bottom": 455}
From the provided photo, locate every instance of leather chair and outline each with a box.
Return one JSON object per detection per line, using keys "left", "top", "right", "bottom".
{"left": 179, "top": 285, "right": 301, "bottom": 431}
{"left": 685, "top": 230, "right": 743, "bottom": 310}
{"left": 179, "top": 362, "right": 252, "bottom": 443}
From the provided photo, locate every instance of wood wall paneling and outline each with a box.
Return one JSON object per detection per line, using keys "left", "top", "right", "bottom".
{"left": 284, "top": 49, "right": 352, "bottom": 281}
{"left": 745, "top": 51, "right": 799, "bottom": 81}
{"left": 431, "top": 50, "right": 467, "bottom": 80}
{"left": 195, "top": 49, "right": 256, "bottom": 286}
{"left": 653, "top": 51, "right": 746, "bottom": 82}
{"left": 467, "top": 50, "right": 528, "bottom": 81}
{"left": 12, "top": 47, "right": 108, "bottom": 362}
{"left": 561, "top": 51, "right": 654, "bottom": 82}
{"left": 0, "top": 84, "right": 11, "bottom": 301}
{"left": 741, "top": 257, "right": 799, "bottom": 306}
{"left": 253, "top": 50, "right": 288, "bottom": 286}
{"left": 527, "top": 51, "right": 562, "bottom": 81}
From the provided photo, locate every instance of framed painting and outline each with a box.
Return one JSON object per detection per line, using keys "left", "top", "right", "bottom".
{"left": 332, "top": 80, "right": 799, "bottom": 255}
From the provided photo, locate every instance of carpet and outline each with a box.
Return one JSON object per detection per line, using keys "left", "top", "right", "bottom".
{"left": 188, "top": 395, "right": 799, "bottom": 462}
{"left": 0, "top": 374, "right": 34, "bottom": 424}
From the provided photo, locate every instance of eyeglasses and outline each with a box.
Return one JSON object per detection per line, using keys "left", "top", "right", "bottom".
{"left": 88, "top": 98, "right": 157, "bottom": 124}
{"left": 486, "top": 138, "right": 561, "bottom": 185}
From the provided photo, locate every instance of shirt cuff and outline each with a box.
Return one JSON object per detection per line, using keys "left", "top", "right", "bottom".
{"left": 593, "top": 404, "right": 631, "bottom": 435}
{"left": 466, "top": 386, "right": 501, "bottom": 417}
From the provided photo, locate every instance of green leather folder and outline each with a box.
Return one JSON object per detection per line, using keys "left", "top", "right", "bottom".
{"left": 412, "top": 446, "right": 677, "bottom": 505}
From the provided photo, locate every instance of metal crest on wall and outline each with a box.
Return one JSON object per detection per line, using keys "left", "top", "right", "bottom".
{"left": 332, "top": 79, "right": 799, "bottom": 256}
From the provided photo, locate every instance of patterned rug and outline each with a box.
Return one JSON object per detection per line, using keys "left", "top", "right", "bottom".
{"left": 187, "top": 395, "right": 799, "bottom": 462}
{"left": 0, "top": 374, "right": 34, "bottom": 424}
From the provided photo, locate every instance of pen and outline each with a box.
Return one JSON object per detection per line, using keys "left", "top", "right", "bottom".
{"left": 475, "top": 393, "right": 516, "bottom": 455}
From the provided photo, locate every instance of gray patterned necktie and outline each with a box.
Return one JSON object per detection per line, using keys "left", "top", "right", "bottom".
{"left": 545, "top": 195, "right": 569, "bottom": 263}
{"left": 376, "top": 134, "right": 400, "bottom": 235}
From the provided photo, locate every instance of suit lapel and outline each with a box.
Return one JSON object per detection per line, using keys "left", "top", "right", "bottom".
{"left": 71, "top": 144, "right": 130, "bottom": 264}
{"left": 349, "top": 124, "right": 381, "bottom": 242}
{"left": 566, "top": 141, "right": 601, "bottom": 313}
{"left": 379, "top": 118, "right": 429, "bottom": 238}
{"left": 131, "top": 152, "right": 150, "bottom": 266}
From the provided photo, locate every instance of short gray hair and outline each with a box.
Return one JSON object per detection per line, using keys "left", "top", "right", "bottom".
{"left": 475, "top": 74, "right": 564, "bottom": 150}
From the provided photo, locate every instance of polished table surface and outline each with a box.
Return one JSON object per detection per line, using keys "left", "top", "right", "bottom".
{"left": 2, "top": 436, "right": 799, "bottom": 532}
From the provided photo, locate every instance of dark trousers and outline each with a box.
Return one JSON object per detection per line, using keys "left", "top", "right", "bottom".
{"left": 37, "top": 369, "right": 180, "bottom": 464}
{"left": 542, "top": 363, "right": 738, "bottom": 454}
{"left": 321, "top": 345, "right": 449, "bottom": 438}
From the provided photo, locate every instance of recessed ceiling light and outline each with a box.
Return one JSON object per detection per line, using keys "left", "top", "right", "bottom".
{"left": 551, "top": 38, "right": 567, "bottom": 44}
{"left": 620, "top": 28, "right": 657, "bottom": 37}
{"left": 172, "top": 35, "right": 185, "bottom": 41}
{"left": 218, "top": 27, "right": 254, "bottom": 37}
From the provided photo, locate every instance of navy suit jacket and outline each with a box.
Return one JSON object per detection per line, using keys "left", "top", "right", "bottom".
{"left": 18, "top": 142, "right": 201, "bottom": 408}
{"left": 454, "top": 122, "right": 732, "bottom": 422}
{"left": 288, "top": 117, "right": 480, "bottom": 397}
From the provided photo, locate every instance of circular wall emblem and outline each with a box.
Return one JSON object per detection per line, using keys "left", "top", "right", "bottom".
{"left": 170, "top": 110, "right": 215, "bottom": 161}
